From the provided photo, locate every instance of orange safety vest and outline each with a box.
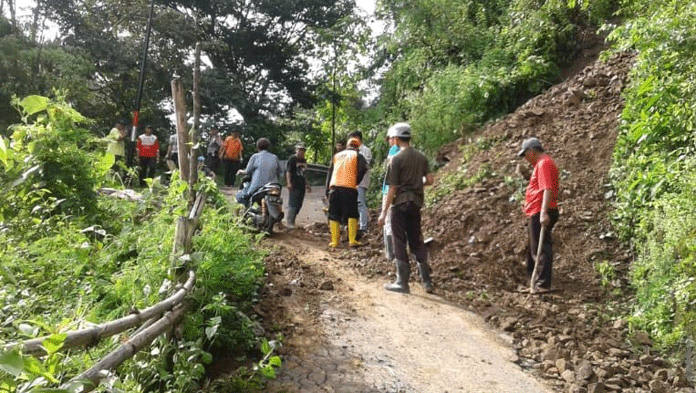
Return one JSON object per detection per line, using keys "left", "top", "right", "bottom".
{"left": 223, "top": 136, "right": 243, "bottom": 160}
{"left": 330, "top": 150, "right": 359, "bottom": 189}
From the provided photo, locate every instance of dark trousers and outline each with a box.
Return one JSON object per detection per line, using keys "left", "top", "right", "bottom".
{"left": 206, "top": 154, "right": 221, "bottom": 175}
{"left": 169, "top": 153, "right": 179, "bottom": 169}
{"left": 390, "top": 201, "right": 427, "bottom": 264}
{"left": 328, "top": 187, "right": 358, "bottom": 223}
{"left": 287, "top": 186, "right": 306, "bottom": 225}
{"left": 526, "top": 209, "right": 559, "bottom": 289}
{"left": 288, "top": 186, "right": 306, "bottom": 211}
{"left": 111, "top": 155, "right": 124, "bottom": 173}
{"left": 222, "top": 159, "right": 240, "bottom": 186}
{"left": 139, "top": 156, "right": 156, "bottom": 184}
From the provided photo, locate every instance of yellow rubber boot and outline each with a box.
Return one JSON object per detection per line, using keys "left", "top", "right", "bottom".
{"left": 348, "top": 218, "right": 362, "bottom": 247}
{"left": 328, "top": 220, "right": 341, "bottom": 248}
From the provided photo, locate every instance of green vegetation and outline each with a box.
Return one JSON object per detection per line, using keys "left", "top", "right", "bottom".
{"left": 0, "top": 97, "right": 274, "bottom": 391}
{"left": 4, "top": 0, "right": 696, "bottom": 381}
{"left": 375, "top": 0, "right": 618, "bottom": 154}
{"left": 608, "top": 0, "right": 696, "bottom": 348}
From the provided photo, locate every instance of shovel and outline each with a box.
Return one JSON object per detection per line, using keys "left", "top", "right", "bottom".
{"left": 529, "top": 225, "right": 546, "bottom": 294}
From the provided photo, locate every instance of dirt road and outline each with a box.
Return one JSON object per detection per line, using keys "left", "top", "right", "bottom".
{"left": 257, "top": 188, "right": 553, "bottom": 393}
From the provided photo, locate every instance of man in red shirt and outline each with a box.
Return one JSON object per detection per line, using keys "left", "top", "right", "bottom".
{"left": 137, "top": 125, "right": 159, "bottom": 186}
{"left": 518, "top": 137, "right": 559, "bottom": 292}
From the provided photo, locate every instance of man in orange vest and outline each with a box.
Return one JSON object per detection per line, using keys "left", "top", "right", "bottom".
{"left": 325, "top": 137, "right": 368, "bottom": 248}
{"left": 221, "top": 130, "right": 244, "bottom": 187}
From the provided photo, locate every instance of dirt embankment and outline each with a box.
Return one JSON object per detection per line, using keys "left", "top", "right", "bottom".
{"left": 342, "top": 51, "right": 693, "bottom": 393}
{"left": 244, "top": 51, "right": 695, "bottom": 393}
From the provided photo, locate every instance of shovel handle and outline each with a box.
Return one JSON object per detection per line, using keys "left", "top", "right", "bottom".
{"left": 529, "top": 225, "right": 546, "bottom": 293}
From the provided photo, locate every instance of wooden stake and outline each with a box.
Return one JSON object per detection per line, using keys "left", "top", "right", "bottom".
{"left": 171, "top": 78, "right": 190, "bottom": 182}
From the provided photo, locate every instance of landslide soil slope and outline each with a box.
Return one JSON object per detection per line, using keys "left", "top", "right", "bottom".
{"left": 345, "top": 52, "right": 691, "bottom": 392}
{"left": 248, "top": 52, "right": 692, "bottom": 393}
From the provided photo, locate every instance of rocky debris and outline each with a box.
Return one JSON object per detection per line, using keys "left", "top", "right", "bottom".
{"left": 318, "top": 280, "right": 335, "bottom": 291}
{"left": 340, "top": 51, "right": 696, "bottom": 392}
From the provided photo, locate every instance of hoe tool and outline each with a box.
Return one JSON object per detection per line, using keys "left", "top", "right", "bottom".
{"left": 529, "top": 226, "right": 546, "bottom": 294}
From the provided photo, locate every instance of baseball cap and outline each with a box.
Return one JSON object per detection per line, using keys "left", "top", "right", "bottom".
{"left": 295, "top": 143, "right": 306, "bottom": 150}
{"left": 388, "top": 122, "right": 411, "bottom": 138}
{"left": 517, "top": 137, "right": 543, "bottom": 157}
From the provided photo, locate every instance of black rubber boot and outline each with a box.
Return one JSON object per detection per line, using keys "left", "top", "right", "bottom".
{"left": 417, "top": 262, "right": 434, "bottom": 293}
{"left": 385, "top": 259, "right": 410, "bottom": 293}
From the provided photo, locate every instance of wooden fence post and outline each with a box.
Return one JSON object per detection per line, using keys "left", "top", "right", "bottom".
{"left": 171, "top": 77, "right": 190, "bottom": 182}
{"left": 189, "top": 42, "right": 201, "bottom": 207}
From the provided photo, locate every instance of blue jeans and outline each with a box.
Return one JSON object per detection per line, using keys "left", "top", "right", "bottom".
{"left": 357, "top": 186, "right": 369, "bottom": 231}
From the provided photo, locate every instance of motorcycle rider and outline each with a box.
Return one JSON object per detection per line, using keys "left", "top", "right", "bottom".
{"left": 325, "top": 137, "right": 368, "bottom": 248}
{"left": 236, "top": 138, "right": 282, "bottom": 208}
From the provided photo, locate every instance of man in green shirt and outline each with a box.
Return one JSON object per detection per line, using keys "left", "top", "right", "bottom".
{"left": 106, "top": 119, "right": 128, "bottom": 171}
{"left": 378, "top": 123, "right": 434, "bottom": 294}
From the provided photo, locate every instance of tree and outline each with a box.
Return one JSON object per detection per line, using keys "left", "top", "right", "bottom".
{"left": 35, "top": 0, "right": 361, "bottom": 149}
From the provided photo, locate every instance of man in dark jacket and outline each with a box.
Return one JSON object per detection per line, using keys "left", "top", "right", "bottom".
{"left": 285, "top": 143, "right": 312, "bottom": 228}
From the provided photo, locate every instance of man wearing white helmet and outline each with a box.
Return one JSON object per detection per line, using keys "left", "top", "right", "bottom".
{"left": 381, "top": 126, "right": 401, "bottom": 261}
{"left": 378, "top": 122, "right": 434, "bottom": 293}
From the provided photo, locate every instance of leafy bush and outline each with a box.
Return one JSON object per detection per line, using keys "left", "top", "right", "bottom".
{"left": 0, "top": 97, "right": 271, "bottom": 392}
{"left": 608, "top": 0, "right": 696, "bottom": 348}
{"left": 377, "top": 0, "right": 613, "bottom": 154}
{"left": 628, "top": 166, "right": 696, "bottom": 347}
{"left": 1, "top": 95, "right": 106, "bottom": 227}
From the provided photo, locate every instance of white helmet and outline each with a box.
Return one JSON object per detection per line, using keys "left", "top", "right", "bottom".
{"left": 387, "top": 122, "right": 411, "bottom": 138}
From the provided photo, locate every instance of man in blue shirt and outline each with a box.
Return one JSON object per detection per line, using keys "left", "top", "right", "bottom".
{"left": 236, "top": 138, "right": 282, "bottom": 208}
{"left": 382, "top": 126, "right": 400, "bottom": 261}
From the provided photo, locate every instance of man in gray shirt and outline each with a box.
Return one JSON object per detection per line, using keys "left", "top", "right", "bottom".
{"left": 378, "top": 123, "right": 434, "bottom": 294}
{"left": 236, "top": 138, "right": 282, "bottom": 208}
{"left": 349, "top": 131, "right": 372, "bottom": 236}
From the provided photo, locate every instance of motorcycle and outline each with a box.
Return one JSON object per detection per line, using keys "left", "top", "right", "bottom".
{"left": 240, "top": 178, "right": 284, "bottom": 235}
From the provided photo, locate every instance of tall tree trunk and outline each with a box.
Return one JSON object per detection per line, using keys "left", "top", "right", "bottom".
{"left": 189, "top": 42, "right": 201, "bottom": 207}
{"left": 172, "top": 78, "right": 190, "bottom": 182}
{"left": 30, "top": 0, "right": 45, "bottom": 91}
{"left": 7, "top": 0, "right": 16, "bottom": 31}
{"left": 30, "top": 0, "right": 42, "bottom": 42}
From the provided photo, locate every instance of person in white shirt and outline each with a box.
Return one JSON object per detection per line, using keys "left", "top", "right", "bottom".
{"left": 348, "top": 131, "right": 372, "bottom": 238}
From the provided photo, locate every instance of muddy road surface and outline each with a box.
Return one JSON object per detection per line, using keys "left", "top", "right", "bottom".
{"left": 253, "top": 188, "right": 553, "bottom": 393}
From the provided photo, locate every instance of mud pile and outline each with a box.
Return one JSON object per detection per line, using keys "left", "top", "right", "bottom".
{"left": 346, "top": 52, "right": 694, "bottom": 392}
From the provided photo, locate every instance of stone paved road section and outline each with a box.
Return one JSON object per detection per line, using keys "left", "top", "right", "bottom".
{"left": 223, "top": 185, "right": 553, "bottom": 393}
{"left": 264, "top": 240, "right": 554, "bottom": 393}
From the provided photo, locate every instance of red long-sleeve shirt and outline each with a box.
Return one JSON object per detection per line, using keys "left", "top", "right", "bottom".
{"left": 137, "top": 134, "right": 159, "bottom": 158}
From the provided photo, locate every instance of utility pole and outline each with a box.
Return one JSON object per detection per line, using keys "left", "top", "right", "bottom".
{"left": 127, "top": 0, "right": 156, "bottom": 168}
{"left": 330, "top": 39, "right": 337, "bottom": 163}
